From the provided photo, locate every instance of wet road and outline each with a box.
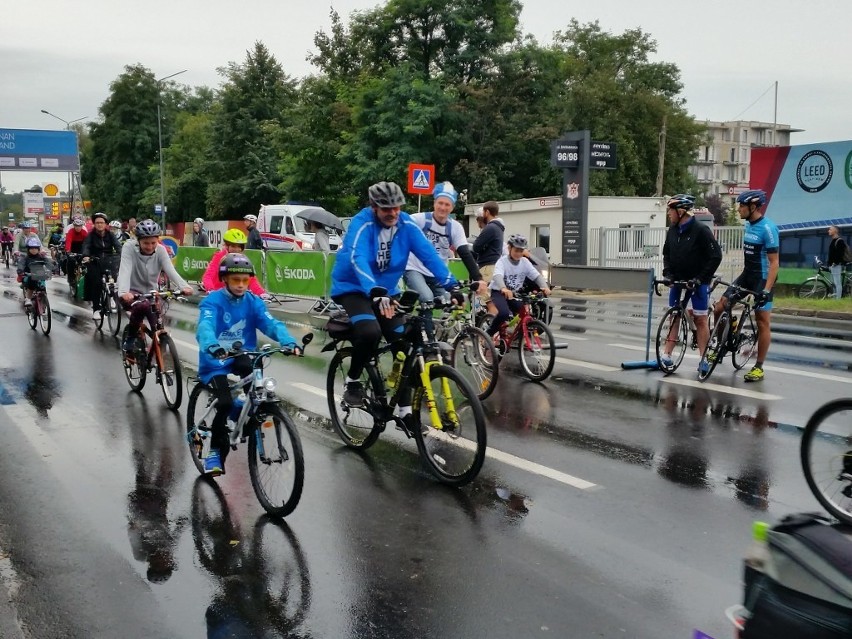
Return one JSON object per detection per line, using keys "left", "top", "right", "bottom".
{"left": 0, "top": 271, "right": 848, "bottom": 639}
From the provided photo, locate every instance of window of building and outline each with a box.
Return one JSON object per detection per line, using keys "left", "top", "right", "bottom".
{"left": 532, "top": 225, "right": 550, "bottom": 254}
{"left": 730, "top": 148, "right": 735, "bottom": 162}
{"left": 742, "top": 129, "right": 748, "bottom": 143}
{"left": 741, "top": 167, "right": 746, "bottom": 181}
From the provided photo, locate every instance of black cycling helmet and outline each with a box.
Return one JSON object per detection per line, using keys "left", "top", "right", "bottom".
{"left": 368, "top": 181, "right": 406, "bottom": 208}
{"left": 666, "top": 194, "right": 695, "bottom": 211}
{"left": 218, "top": 253, "right": 255, "bottom": 280}
{"left": 92, "top": 212, "right": 109, "bottom": 223}
{"left": 135, "top": 219, "right": 162, "bottom": 238}
{"left": 507, "top": 233, "right": 528, "bottom": 249}
{"left": 736, "top": 189, "right": 767, "bottom": 208}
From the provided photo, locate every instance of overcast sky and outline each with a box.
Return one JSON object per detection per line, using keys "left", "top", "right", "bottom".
{"left": 2, "top": 0, "right": 849, "bottom": 193}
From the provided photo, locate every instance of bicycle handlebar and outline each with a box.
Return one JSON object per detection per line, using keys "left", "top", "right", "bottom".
{"left": 129, "top": 290, "right": 188, "bottom": 306}
{"left": 216, "top": 334, "right": 314, "bottom": 363}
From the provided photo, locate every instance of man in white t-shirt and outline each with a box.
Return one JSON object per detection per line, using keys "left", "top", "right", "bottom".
{"left": 485, "top": 234, "right": 550, "bottom": 337}
{"left": 404, "top": 181, "right": 482, "bottom": 313}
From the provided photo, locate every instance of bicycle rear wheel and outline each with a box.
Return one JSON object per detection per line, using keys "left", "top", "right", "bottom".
{"left": 655, "top": 307, "right": 688, "bottom": 374}
{"left": 186, "top": 383, "right": 215, "bottom": 475}
{"left": 106, "top": 292, "right": 122, "bottom": 336}
{"left": 327, "top": 346, "right": 383, "bottom": 450}
{"left": 517, "top": 319, "right": 555, "bottom": 382}
{"left": 698, "top": 313, "right": 729, "bottom": 381}
{"left": 413, "top": 364, "right": 486, "bottom": 486}
{"left": 801, "top": 399, "right": 852, "bottom": 526}
{"left": 248, "top": 404, "right": 304, "bottom": 518}
{"left": 38, "top": 293, "right": 51, "bottom": 335}
{"left": 731, "top": 309, "right": 758, "bottom": 371}
{"left": 798, "top": 278, "right": 828, "bottom": 299}
{"left": 123, "top": 335, "right": 148, "bottom": 392}
{"left": 157, "top": 334, "right": 183, "bottom": 410}
{"left": 451, "top": 325, "right": 499, "bottom": 400}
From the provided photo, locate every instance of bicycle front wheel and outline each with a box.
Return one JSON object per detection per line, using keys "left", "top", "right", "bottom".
{"left": 248, "top": 404, "right": 304, "bottom": 518}
{"left": 123, "top": 336, "right": 148, "bottom": 392}
{"left": 451, "top": 325, "right": 499, "bottom": 400}
{"left": 517, "top": 319, "right": 556, "bottom": 382}
{"left": 157, "top": 334, "right": 183, "bottom": 410}
{"left": 655, "top": 307, "right": 688, "bottom": 374}
{"left": 186, "top": 383, "right": 215, "bottom": 475}
{"left": 801, "top": 399, "right": 852, "bottom": 526}
{"left": 38, "top": 293, "right": 51, "bottom": 335}
{"left": 93, "top": 293, "right": 105, "bottom": 331}
{"left": 798, "top": 277, "right": 828, "bottom": 299}
{"left": 731, "top": 309, "right": 759, "bottom": 371}
{"left": 26, "top": 298, "right": 37, "bottom": 330}
{"left": 106, "top": 292, "right": 122, "bottom": 336}
{"left": 698, "top": 313, "right": 729, "bottom": 381}
{"left": 413, "top": 364, "right": 487, "bottom": 486}
{"left": 327, "top": 347, "right": 383, "bottom": 450}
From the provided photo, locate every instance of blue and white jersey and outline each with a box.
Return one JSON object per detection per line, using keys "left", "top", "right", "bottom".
{"left": 742, "top": 216, "right": 779, "bottom": 280}
{"left": 405, "top": 212, "right": 468, "bottom": 276}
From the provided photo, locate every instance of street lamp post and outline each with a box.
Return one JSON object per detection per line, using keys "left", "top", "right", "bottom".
{"left": 40, "top": 109, "right": 87, "bottom": 227}
{"left": 156, "top": 70, "right": 187, "bottom": 232}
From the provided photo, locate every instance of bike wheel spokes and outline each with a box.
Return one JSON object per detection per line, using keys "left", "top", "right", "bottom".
{"left": 655, "top": 308, "right": 687, "bottom": 374}
{"left": 106, "top": 292, "right": 122, "bottom": 336}
{"left": 186, "top": 384, "right": 215, "bottom": 475}
{"left": 123, "top": 335, "right": 148, "bottom": 392}
{"left": 731, "top": 313, "right": 758, "bottom": 371}
{"left": 248, "top": 406, "right": 304, "bottom": 518}
{"left": 451, "top": 326, "right": 499, "bottom": 400}
{"left": 157, "top": 335, "right": 183, "bottom": 410}
{"left": 26, "top": 299, "right": 37, "bottom": 329}
{"left": 798, "top": 278, "right": 828, "bottom": 299}
{"left": 326, "top": 347, "right": 382, "bottom": 450}
{"left": 517, "top": 319, "right": 555, "bottom": 382}
{"left": 414, "top": 365, "right": 486, "bottom": 486}
{"left": 801, "top": 400, "right": 852, "bottom": 525}
{"left": 38, "top": 294, "right": 51, "bottom": 335}
{"left": 698, "top": 315, "right": 728, "bottom": 381}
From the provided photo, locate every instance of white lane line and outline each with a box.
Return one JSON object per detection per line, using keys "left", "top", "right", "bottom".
{"left": 291, "top": 382, "right": 598, "bottom": 490}
{"left": 661, "top": 377, "right": 782, "bottom": 400}
{"left": 550, "top": 333, "right": 588, "bottom": 341}
{"left": 555, "top": 357, "right": 620, "bottom": 372}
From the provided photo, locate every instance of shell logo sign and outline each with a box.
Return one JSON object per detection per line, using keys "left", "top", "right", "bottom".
{"left": 43, "top": 183, "right": 60, "bottom": 197}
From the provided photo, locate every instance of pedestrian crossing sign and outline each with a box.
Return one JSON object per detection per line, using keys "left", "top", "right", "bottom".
{"left": 407, "top": 163, "right": 435, "bottom": 195}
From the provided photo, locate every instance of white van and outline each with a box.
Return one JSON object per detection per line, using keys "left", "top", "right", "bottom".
{"left": 257, "top": 204, "right": 341, "bottom": 251}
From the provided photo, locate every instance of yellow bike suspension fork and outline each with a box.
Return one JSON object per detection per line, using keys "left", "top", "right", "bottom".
{"left": 417, "top": 357, "right": 458, "bottom": 430}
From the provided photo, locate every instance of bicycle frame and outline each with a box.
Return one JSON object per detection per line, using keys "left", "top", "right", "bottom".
{"left": 495, "top": 294, "right": 541, "bottom": 353}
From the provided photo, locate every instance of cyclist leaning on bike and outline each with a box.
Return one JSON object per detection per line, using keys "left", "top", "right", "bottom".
{"left": 712, "top": 189, "right": 779, "bottom": 383}
{"left": 81, "top": 212, "right": 122, "bottom": 319}
{"left": 659, "top": 194, "right": 722, "bottom": 369}
{"left": 330, "top": 180, "right": 458, "bottom": 412}
{"left": 117, "top": 219, "right": 193, "bottom": 353}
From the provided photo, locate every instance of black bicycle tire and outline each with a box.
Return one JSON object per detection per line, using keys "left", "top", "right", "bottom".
{"left": 731, "top": 307, "right": 758, "bottom": 371}
{"left": 326, "top": 347, "right": 383, "bottom": 450}
{"left": 451, "top": 325, "right": 500, "bottom": 400}
{"left": 412, "top": 364, "right": 487, "bottom": 486}
{"left": 157, "top": 334, "right": 183, "bottom": 410}
{"left": 93, "top": 291, "right": 105, "bottom": 330}
{"left": 123, "top": 333, "right": 148, "bottom": 392}
{"left": 797, "top": 277, "right": 828, "bottom": 299}
{"left": 248, "top": 404, "right": 304, "bottom": 518}
{"left": 517, "top": 318, "right": 556, "bottom": 382}
{"left": 26, "top": 298, "right": 37, "bottom": 330}
{"left": 186, "top": 383, "right": 214, "bottom": 475}
{"left": 38, "top": 293, "right": 51, "bottom": 336}
{"left": 698, "top": 312, "right": 729, "bottom": 381}
{"left": 107, "top": 292, "right": 122, "bottom": 336}
{"left": 655, "top": 307, "right": 688, "bottom": 374}
{"left": 800, "top": 398, "right": 852, "bottom": 526}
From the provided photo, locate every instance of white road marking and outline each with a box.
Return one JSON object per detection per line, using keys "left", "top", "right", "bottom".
{"left": 291, "top": 382, "right": 598, "bottom": 490}
{"left": 660, "top": 377, "right": 782, "bottom": 400}
{"left": 555, "top": 357, "right": 620, "bottom": 372}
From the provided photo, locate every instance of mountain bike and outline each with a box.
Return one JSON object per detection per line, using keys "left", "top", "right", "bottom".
{"left": 23, "top": 261, "right": 53, "bottom": 336}
{"left": 1, "top": 243, "right": 12, "bottom": 269}
{"left": 800, "top": 398, "right": 852, "bottom": 525}
{"left": 653, "top": 277, "right": 720, "bottom": 374}
{"left": 121, "top": 290, "right": 186, "bottom": 409}
{"left": 88, "top": 254, "right": 122, "bottom": 336}
{"left": 480, "top": 291, "right": 556, "bottom": 382}
{"left": 798, "top": 256, "right": 852, "bottom": 299}
{"left": 325, "top": 291, "right": 487, "bottom": 486}
{"left": 186, "top": 336, "right": 312, "bottom": 518}
{"left": 431, "top": 284, "right": 499, "bottom": 400}
{"left": 697, "top": 281, "right": 760, "bottom": 382}
{"left": 66, "top": 253, "right": 83, "bottom": 298}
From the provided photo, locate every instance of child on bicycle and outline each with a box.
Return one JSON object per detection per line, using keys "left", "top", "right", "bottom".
{"left": 196, "top": 253, "right": 301, "bottom": 476}
{"left": 485, "top": 234, "right": 550, "bottom": 338}
{"left": 16, "top": 237, "right": 53, "bottom": 308}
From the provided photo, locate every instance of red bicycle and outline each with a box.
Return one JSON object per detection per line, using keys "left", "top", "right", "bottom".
{"left": 481, "top": 291, "right": 556, "bottom": 382}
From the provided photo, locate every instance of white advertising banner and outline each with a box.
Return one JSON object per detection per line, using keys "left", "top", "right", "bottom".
{"left": 22, "top": 192, "right": 44, "bottom": 218}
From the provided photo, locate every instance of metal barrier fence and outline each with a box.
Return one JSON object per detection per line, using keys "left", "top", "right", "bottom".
{"left": 588, "top": 225, "right": 745, "bottom": 281}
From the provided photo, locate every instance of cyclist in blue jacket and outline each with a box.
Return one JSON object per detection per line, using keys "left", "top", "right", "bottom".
{"left": 196, "top": 253, "right": 300, "bottom": 475}
{"left": 331, "top": 180, "right": 458, "bottom": 408}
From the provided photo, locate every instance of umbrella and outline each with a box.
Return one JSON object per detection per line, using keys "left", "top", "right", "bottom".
{"left": 296, "top": 208, "right": 344, "bottom": 231}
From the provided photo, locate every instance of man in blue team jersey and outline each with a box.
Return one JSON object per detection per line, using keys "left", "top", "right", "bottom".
{"left": 713, "top": 189, "right": 779, "bottom": 382}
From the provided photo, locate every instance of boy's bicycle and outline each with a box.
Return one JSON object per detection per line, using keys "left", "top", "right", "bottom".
{"left": 186, "top": 335, "right": 312, "bottom": 518}
{"left": 88, "top": 255, "right": 122, "bottom": 336}
{"left": 798, "top": 256, "right": 852, "bottom": 299}
{"left": 480, "top": 291, "right": 556, "bottom": 382}
{"left": 325, "top": 290, "right": 487, "bottom": 486}
{"left": 697, "top": 281, "right": 760, "bottom": 382}
{"left": 800, "top": 398, "right": 852, "bottom": 526}
{"left": 122, "top": 290, "right": 186, "bottom": 409}
{"left": 430, "top": 284, "right": 499, "bottom": 400}
{"left": 23, "top": 260, "right": 53, "bottom": 336}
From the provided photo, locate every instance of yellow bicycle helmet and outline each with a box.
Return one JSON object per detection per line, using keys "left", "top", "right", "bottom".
{"left": 223, "top": 228, "right": 247, "bottom": 245}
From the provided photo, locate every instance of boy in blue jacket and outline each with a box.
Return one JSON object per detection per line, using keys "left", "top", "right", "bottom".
{"left": 196, "top": 253, "right": 299, "bottom": 475}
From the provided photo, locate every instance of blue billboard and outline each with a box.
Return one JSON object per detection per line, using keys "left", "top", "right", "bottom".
{"left": 0, "top": 128, "right": 80, "bottom": 171}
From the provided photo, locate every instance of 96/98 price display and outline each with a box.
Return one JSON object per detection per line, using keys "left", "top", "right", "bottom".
{"left": 551, "top": 141, "right": 580, "bottom": 168}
